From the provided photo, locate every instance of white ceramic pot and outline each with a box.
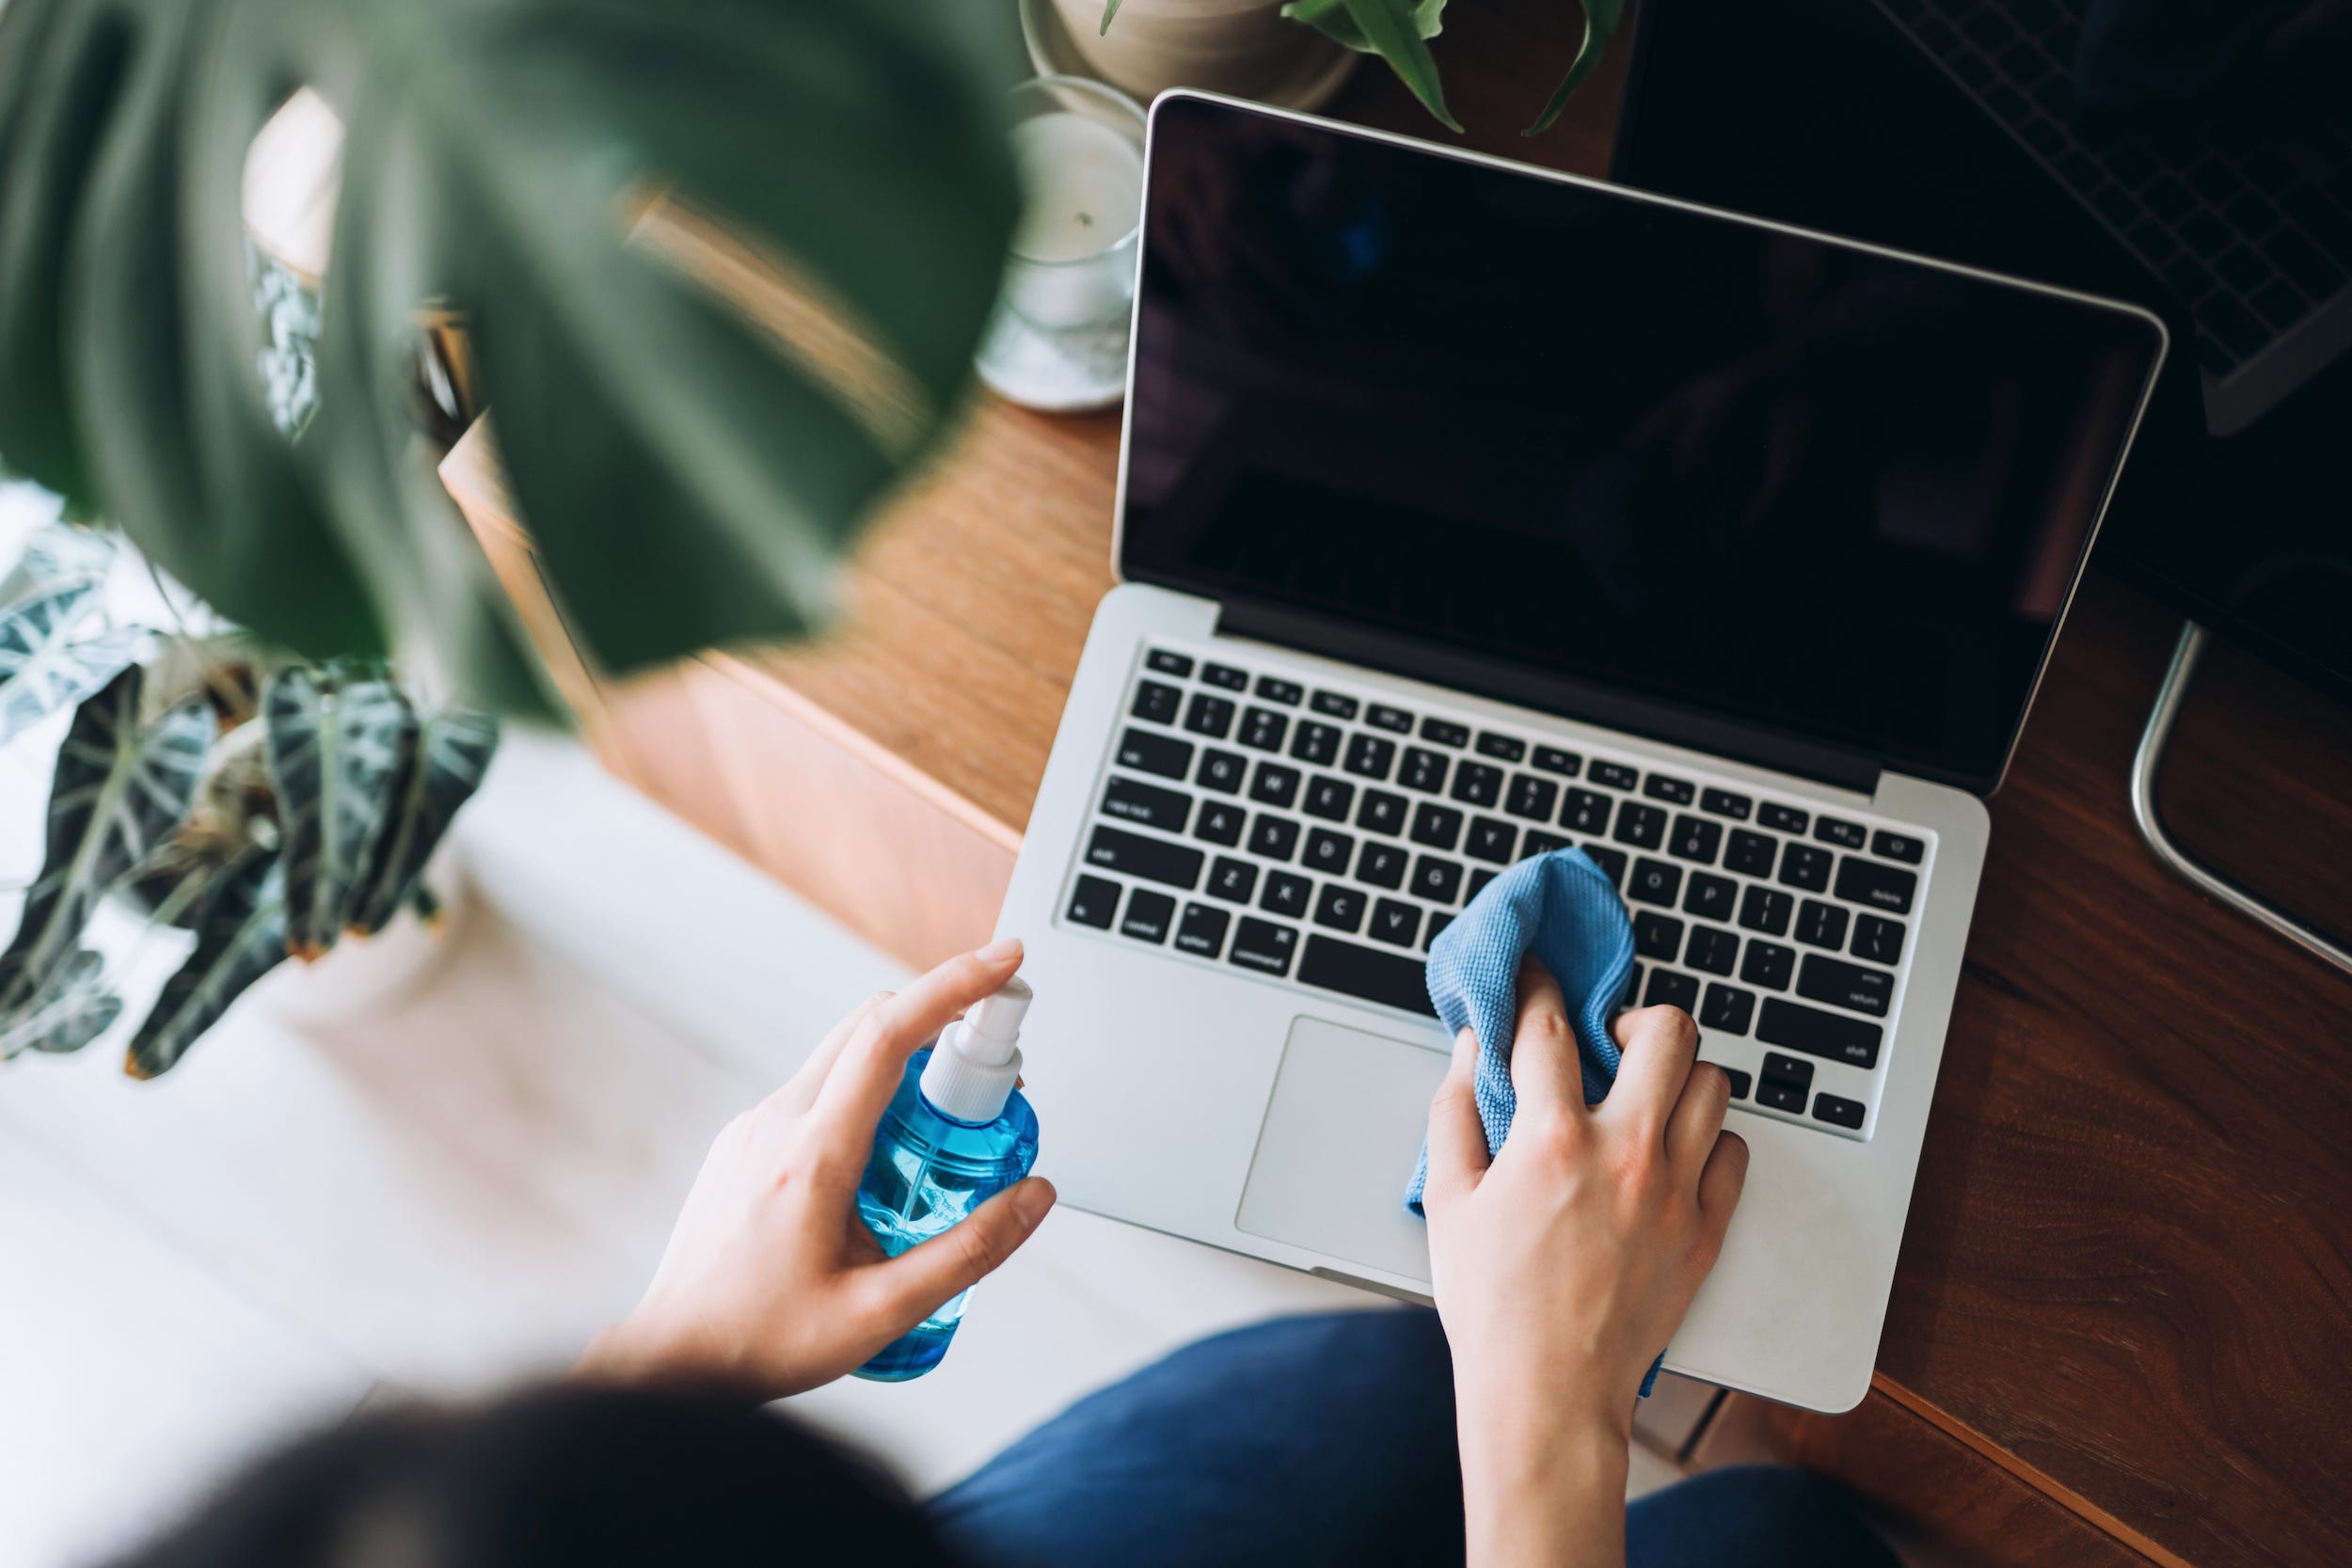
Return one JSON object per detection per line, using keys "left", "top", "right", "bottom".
{"left": 1031, "top": 0, "right": 1358, "bottom": 112}
{"left": 248, "top": 847, "right": 471, "bottom": 1030}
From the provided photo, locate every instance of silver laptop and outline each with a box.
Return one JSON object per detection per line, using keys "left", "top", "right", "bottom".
{"left": 998, "top": 91, "right": 2166, "bottom": 1414}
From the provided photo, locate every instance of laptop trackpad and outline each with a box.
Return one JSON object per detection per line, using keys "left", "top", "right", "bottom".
{"left": 1235, "top": 1017, "right": 1446, "bottom": 1285}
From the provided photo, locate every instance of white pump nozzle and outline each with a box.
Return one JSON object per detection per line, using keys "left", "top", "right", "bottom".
{"left": 919, "top": 975, "right": 1031, "bottom": 1123}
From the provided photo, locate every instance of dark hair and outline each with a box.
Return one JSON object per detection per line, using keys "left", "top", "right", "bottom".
{"left": 109, "top": 1383, "right": 960, "bottom": 1568}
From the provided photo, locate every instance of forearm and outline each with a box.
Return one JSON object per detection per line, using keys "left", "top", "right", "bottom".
{"left": 1456, "top": 1386, "right": 1630, "bottom": 1568}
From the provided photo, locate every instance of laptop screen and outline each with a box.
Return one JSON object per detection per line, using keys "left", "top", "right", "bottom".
{"left": 1119, "top": 95, "right": 2167, "bottom": 792}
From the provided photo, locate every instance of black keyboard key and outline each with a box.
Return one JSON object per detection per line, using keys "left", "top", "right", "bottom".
{"left": 1303, "top": 776, "right": 1355, "bottom": 822}
{"left": 1197, "top": 748, "right": 1247, "bottom": 794}
{"left": 1119, "top": 728, "right": 1193, "bottom": 781}
{"left": 1369, "top": 898, "right": 1422, "bottom": 947}
{"left": 1194, "top": 800, "right": 1245, "bottom": 847}
{"left": 1298, "top": 933, "right": 1430, "bottom": 1014}
{"left": 1467, "top": 868, "right": 1498, "bottom": 901}
{"left": 1184, "top": 691, "right": 1235, "bottom": 737}
{"left": 1261, "top": 870, "right": 1311, "bottom": 918}
{"left": 1722, "top": 1067, "right": 1752, "bottom": 1100}
{"left": 1645, "top": 970, "right": 1700, "bottom": 1011}
{"left": 1366, "top": 704, "right": 1414, "bottom": 734}
{"left": 1685, "top": 926, "right": 1740, "bottom": 975}
{"left": 1668, "top": 815, "right": 1722, "bottom": 864}
{"left": 1357, "top": 789, "right": 1407, "bottom": 836}
{"left": 1852, "top": 914, "right": 1906, "bottom": 965}
{"left": 1724, "top": 829, "right": 1776, "bottom": 879}
{"left": 1613, "top": 802, "right": 1666, "bottom": 849}
{"left": 1120, "top": 889, "right": 1176, "bottom": 943}
{"left": 1757, "top": 999, "right": 1883, "bottom": 1069}
{"left": 1582, "top": 844, "right": 1628, "bottom": 886}
{"left": 1761, "top": 1051, "right": 1812, "bottom": 1085}
{"left": 1311, "top": 690, "right": 1359, "bottom": 720}
{"left": 1412, "top": 855, "right": 1465, "bottom": 904}
{"left": 1239, "top": 706, "right": 1289, "bottom": 752}
{"left": 1207, "top": 856, "right": 1259, "bottom": 903}
{"left": 1757, "top": 1076, "right": 1807, "bottom": 1114}
{"left": 1645, "top": 774, "right": 1695, "bottom": 805}
{"left": 1201, "top": 662, "right": 1248, "bottom": 691}
{"left": 1249, "top": 815, "right": 1301, "bottom": 861}
{"left": 1797, "top": 954, "right": 1893, "bottom": 1018}
{"left": 1131, "top": 680, "right": 1182, "bottom": 724}
{"left": 1836, "top": 857, "right": 1917, "bottom": 915}
{"left": 1410, "top": 801, "right": 1465, "bottom": 850}
{"left": 1476, "top": 733, "right": 1526, "bottom": 762}
{"left": 1344, "top": 733, "right": 1397, "bottom": 780}
{"left": 1229, "top": 917, "right": 1298, "bottom": 976}
{"left": 1450, "top": 762, "right": 1502, "bottom": 807}
{"left": 1314, "top": 883, "right": 1366, "bottom": 934}
{"left": 1175, "top": 901, "right": 1229, "bottom": 956}
{"left": 1505, "top": 774, "right": 1558, "bottom": 822}
{"left": 1738, "top": 885, "right": 1793, "bottom": 937}
{"left": 1532, "top": 746, "right": 1581, "bottom": 776}
{"left": 1795, "top": 899, "right": 1850, "bottom": 951}
{"left": 1778, "top": 844, "right": 1833, "bottom": 894}
{"left": 1591, "top": 761, "right": 1639, "bottom": 790}
{"left": 1870, "top": 830, "right": 1925, "bottom": 865}
{"left": 1465, "top": 817, "right": 1518, "bottom": 865}
{"left": 1290, "top": 721, "right": 1341, "bottom": 767}
{"left": 1521, "top": 830, "right": 1569, "bottom": 857}
{"left": 1145, "top": 649, "right": 1193, "bottom": 678}
{"left": 1561, "top": 788, "right": 1613, "bottom": 834}
{"left": 1700, "top": 983, "right": 1756, "bottom": 1034}
{"left": 1254, "top": 675, "right": 1303, "bottom": 706}
{"left": 1682, "top": 872, "right": 1736, "bottom": 923}
{"left": 1303, "top": 827, "right": 1355, "bottom": 876}
{"left": 1249, "top": 762, "right": 1301, "bottom": 809}
{"left": 1757, "top": 1051, "right": 1813, "bottom": 1112}
{"left": 1758, "top": 802, "right": 1808, "bottom": 833}
{"left": 1740, "top": 939, "right": 1794, "bottom": 991}
{"left": 1358, "top": 842, "right": 1408, "bottom": 890}
{"left": 1815, "top": 816, "right": 1867, "bottom": 849}
{"left": 1628, "top": 858, "right": 1683, "bottom": 907}
{"left": 1623, "top": 964, "right": 1644, "bottom": 1005}
{"left": 1420, "top": 718, "right": 1470, "bottom": 748}
{"left": 1812, "top": 1093, "right": 1866, "bottom": 1130}
{"left": 1067, "top": 874, "right": 1120, "bottom": 929}
{"left": 1400, "top": 747, "right": 1450, "bottom": 793}
{"left": 1086, "top": 826, "right": 1203, "bottom": 890}
{"left": 1700, "top": 787, "right": 1752, "bottom": 820}
{"left": 1634, "top": 911, "right": 1684, "bottom": 960}
{"left": 1102, "top": 775, "right": 1191, "bottom": 833}
{"left": 1424, "top": 912, "right": 1454, "bottom": 948}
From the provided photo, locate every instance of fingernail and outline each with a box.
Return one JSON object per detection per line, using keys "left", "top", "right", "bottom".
{"left": 1012, "top": 1178, "right": 1056, "bottom": 1228}
{"left": 977, "top": 936, "right": 1022, "bottom": 964}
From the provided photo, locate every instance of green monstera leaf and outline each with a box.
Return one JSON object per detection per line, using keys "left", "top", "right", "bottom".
{"left": 0, "top": 666, "right": 215, "bottom": 1021}
{"left": 348, "top": 705, "right": 499, "bottom": 937}
{"left": 0, "top": 0, "right": 1022, "bottom": 709}
{"left": 0, "top": 949, "right": 123, "bottom": 1061}
{"left": 126, "top": 850, "right": 288, "bottom": 1080}
{"left": 262, "top": 666, "right": 415, "bottom": 959}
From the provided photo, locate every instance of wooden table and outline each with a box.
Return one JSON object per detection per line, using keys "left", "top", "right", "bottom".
{"left": 444, "top": 8, "right": 2352, "bottom": 1563}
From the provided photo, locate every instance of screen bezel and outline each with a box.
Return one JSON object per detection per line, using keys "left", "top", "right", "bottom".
{"left": 1110, "top": 89, "right": 2170, "bottom": 798}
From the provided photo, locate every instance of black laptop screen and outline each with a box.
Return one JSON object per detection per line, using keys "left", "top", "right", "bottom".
{"left": 1120, "top": 96, "right": 2166, "bottom": 790}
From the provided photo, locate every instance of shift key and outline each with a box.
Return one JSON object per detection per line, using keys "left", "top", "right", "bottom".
{"left": 1085, "top": 825, "right": 1204, "bottom": 890}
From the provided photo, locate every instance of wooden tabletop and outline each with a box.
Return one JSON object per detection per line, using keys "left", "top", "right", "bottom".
{"left": 452, "top": 8, "right": 2352, "bottom": 1563}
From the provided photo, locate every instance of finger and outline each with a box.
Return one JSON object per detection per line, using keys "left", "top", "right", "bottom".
{"left": 811, "top": 940, "right": 1025, "bottom": 1154}
{"left": 775, "top": 989, "right": 896, "bottom": 1111}
{"left": 1422, "top": 1028, "right": 1490, "bottom": 1209}
{"left": 1600, "top": 1005, "right": 1700, "bottom": 1135}
{"left": 1664, "top": 1060, "right": 1732, "bottom": 1178}
{"left": 1505, "top": 958, "right": 1580, "bottom": 1115}
{"left": 1696, "top": 1130, "right": 1751, "bottom": 1240}
{"left": 865, "top": 1177, "right": 1057, "bottom": 1336}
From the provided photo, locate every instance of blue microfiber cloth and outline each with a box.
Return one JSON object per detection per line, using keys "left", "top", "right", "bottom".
{"left": 1406, "top": 847, "right": 1661, "bottom": 1397}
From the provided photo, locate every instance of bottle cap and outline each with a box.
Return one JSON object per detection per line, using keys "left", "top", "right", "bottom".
{"left": 919, "top": 975, "right": 1030, "bottom": 1123}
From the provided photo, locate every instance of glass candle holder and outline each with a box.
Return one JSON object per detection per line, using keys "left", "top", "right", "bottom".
{"left": 975, "top": 76, "right": 1148, "bottom": 413}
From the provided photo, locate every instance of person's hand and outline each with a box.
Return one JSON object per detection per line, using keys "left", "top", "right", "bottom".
{"left": 1422, "top": 963, "right": 1747, "bottom": 1568}
{"left": 575, "top": 939, "right": 1057, "bottom": 1402}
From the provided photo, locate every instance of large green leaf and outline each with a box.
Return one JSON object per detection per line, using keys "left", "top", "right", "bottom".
{"left": 0, "top": 0, "right": 1022, "bottom": 708}
{"left": 0, "top": 948, "right": 122, "bottom": 1061}
{"left": 348, "top": 705, "right": 499, "bottom": 937}
{"left": 262, "top": 665, "right": 414, "bottom": 960}
{"left": 1524, "top": 0, "right": 1624, "bottom": 136}
{"left": 0, "top": 665, "right": 215, "bottom": 1018}
{"left": 1280, "top": 0, "right": 1447, "bottom": 54}
{"left": 125, "top": 849, "right": 287, "bottom": 1080}
{"left": 1331, "top": 0, "right": 1462, "bottom": 133}
{"left": 0, "top": 579, "right": 145, "bottom": 746}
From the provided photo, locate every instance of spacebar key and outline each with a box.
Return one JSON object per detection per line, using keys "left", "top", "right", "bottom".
{"left": 1299, "top": 935, "right": 1435, "bottom": 1018}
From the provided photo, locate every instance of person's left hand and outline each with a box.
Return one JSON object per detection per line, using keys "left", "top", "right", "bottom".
{"left": 575, "top": 938, "right": 1057, "bottom": 1402}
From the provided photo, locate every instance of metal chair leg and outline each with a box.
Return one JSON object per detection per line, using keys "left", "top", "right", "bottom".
{"left": 2129, "top": 622, "right": 2352, "bottom": 977}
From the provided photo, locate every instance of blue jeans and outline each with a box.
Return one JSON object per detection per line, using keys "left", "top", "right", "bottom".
{"left": 928, "top": 1309, "right": 1895, "bottom": 1568}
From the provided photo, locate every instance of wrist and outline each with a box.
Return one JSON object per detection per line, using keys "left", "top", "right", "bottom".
{"left": 1458, "top": 1404, "right": 1631, "bottom": 1568}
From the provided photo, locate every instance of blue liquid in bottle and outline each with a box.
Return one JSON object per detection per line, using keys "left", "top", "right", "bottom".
{"left": 853, "top": 979, "right": 1040, "bottom": 1381}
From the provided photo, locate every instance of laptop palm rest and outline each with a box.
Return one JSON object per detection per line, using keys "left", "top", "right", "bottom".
{"left": 1235, "top": 1017, "right": 1447, "bottom": 1283}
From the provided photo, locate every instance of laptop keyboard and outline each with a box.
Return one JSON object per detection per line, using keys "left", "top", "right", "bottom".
{"left": 1058, "top": 644, "right": 1937, "bottom": 1141}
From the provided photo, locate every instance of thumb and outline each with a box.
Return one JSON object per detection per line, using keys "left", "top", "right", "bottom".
{"left": 870, "top": 1177, "right": 1057, "bottom": 1334}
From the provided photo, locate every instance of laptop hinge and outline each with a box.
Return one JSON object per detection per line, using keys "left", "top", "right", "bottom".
{"left": 1214, "top": 596, "right": 1885, "bottom": 797}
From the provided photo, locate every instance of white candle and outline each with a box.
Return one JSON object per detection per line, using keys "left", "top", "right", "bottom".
{"left": 1004, "top": 110, "right": 1144, "bottom": 330}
